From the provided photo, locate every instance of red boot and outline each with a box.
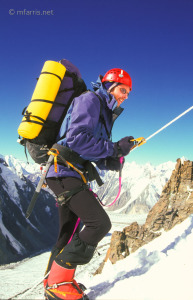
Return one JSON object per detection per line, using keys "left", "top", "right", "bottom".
{"left": 44, "top": 261, "right": 85, "bottom": 300}
{"left": 44, "top": 246, "right": 61, "bottom": 290}
{"left": 43, "top": 277, "right": 48, "bottom": 289}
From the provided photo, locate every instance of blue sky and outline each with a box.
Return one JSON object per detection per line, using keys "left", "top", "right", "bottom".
{"left": 1, "top": 0, "right": 193, "bottom": 165}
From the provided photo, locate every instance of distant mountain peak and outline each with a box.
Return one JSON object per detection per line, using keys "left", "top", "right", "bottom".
{"left": 0, "top": 153, "right": 58, "bottom": 265}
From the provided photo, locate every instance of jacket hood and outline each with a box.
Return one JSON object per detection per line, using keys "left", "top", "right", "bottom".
{"left": 91, "top": 76, "right": 117, "bottom": 110}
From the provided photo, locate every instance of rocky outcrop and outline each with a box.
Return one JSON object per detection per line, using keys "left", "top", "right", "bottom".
{"left": 100, "top": 222, "right": 161, "bottom": 267}
{"left": 95, "top": 159, "right": 193, "bottom": 273}
{"left": 145, "top": 159, "right": 193, "bottom": 231}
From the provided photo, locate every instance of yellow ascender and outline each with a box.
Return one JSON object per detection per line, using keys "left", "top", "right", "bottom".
{"left": 130, "top": 137, "right": 146, "bottom": 150}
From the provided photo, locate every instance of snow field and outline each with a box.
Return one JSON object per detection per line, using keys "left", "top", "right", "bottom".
{"left": 85, "top": 215, "right": 193, "bottom": 300}
{"left": 0, "top": 214, "right": 193, "bottom": 300}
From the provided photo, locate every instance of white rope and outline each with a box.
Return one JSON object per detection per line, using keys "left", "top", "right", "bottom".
{"left": 145, "top": 106, "right": 193, "bottom": 142}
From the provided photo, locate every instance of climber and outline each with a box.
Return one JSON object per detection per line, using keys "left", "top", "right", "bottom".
{"left": 44, "top": 68, "right": 134, "bottom": 300}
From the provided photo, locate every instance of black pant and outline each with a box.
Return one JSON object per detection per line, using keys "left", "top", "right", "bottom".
{"left": 47, "top": 177, "right": 111, "bottom": 249}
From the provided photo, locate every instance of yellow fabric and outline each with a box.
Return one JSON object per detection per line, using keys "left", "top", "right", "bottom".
{"left": 18, "top": 60, "right": 66, "bottom": 139}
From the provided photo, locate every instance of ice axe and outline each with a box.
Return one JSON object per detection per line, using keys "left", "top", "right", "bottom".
{"left": 25, "top": 155, "right": 54, "bottom": 219}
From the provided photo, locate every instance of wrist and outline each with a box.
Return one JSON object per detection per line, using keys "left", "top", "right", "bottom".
{"left": 113, "top": 142, "right": 122, "bottom": 157}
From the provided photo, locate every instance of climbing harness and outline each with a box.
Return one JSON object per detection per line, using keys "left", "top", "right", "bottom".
{"left": 25, "top": 145, "right": 102, "bottom": 218}
{"left": 47, "top": 148, "right": 87, "bottom": 184}
{"left": 25, "top": 148, "right": 71, "bottom": 219}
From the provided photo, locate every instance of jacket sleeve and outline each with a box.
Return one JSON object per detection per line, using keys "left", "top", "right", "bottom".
{"left": 63, "top": 92, "right": 114, "bottom": 161}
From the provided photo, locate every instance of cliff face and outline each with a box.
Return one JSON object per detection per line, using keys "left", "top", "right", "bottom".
{"left": 95, "top": 159, "right": 193, "bottom": 271}
{"left": 145, "top": 159, "right": 193, "bottom": 232}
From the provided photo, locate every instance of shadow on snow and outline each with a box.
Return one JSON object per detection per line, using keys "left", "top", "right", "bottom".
{"left": 88, "top": 215, "right": 193, "bottom": 299}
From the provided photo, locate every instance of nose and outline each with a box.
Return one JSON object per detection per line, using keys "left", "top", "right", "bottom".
{"left": 124, "top": 93, "right": 129, "bottom": 99}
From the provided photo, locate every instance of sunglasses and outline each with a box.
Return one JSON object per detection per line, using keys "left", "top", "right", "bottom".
{"left": 119, "top": 87, "right": 130, "bottom": 97}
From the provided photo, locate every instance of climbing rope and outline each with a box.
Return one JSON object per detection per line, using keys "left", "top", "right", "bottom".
{"left": 146, "top": 105, "right": 193, "bottom": 142}
{"left": 133, "top": 105, "right": 193, "bottom": 149}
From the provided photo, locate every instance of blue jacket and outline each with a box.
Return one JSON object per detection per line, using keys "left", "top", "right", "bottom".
{"left": 47, "top": 78, "right": 123, "bottom": 179}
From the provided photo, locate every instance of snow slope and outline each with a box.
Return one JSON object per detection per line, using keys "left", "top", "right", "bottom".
{"left": 0, "top": 214, "right": 193, "bottom": 300}
{"left": 87, "top": 215, "right": 193, "bottom": 300}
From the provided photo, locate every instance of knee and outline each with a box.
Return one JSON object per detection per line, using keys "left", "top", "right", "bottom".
{"left": 79, "top": 211, "right": 112, "bottom": 245}
{"left": 96, "top": 214, "right": 112, "bottom": 238}
{"left": 56, "top": 233, "right": 96, "bottom": 266}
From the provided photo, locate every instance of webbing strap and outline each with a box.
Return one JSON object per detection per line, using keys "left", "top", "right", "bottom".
{"left": 66, "top": 161, "right": 87, "bottom": 183}
{"left": 56, "top": 183, "right": 89, "bottom": 206}
{"left": 21, "top": 119, "right": 44, "bottom": 126}
{"left": 41, "top": 71, "right": 63, "bottom": 82}
{"left": 48, "top": 149, "right": 60, "bottom": 173}
{"left": 46, "top": 288, "right": 83, "bottom": 298}
{"left": 47, "top": 148, "right": 87, "bottom": 183}
{"left": 22, "top": 109, "right": 46, "bottom": 123}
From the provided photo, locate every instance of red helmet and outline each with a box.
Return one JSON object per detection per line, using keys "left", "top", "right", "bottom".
{"left": 102, "top": 68, "right": 132, "bottom": 90}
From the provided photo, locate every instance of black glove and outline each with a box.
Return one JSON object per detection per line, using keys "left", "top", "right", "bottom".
{"left": 113, "top": 136, "right": 134, "bottom": 157}
{"left": 104, "top": 157, "right": 125, "bottom": 171}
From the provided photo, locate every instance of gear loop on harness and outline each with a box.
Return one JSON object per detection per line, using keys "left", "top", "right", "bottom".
{"left": 47, "top": 145, "right": 102, "bottom": 185}
{"left": 48, "top": 148, "right": 60, "bottom": 173}
{"left": 47, "top": 147, "right": 88, "bottom": 184}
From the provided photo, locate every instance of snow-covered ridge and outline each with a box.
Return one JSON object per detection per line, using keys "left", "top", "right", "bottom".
{"left": 0, "top": 154, "right": 40, "bottom": 207}
{"left": 0, "top": 154, "right": 40, "bottom": 177}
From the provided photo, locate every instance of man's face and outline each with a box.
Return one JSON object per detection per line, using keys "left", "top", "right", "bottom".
{"left": 110, "top": 84, "right": 131, "bottom": 107}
